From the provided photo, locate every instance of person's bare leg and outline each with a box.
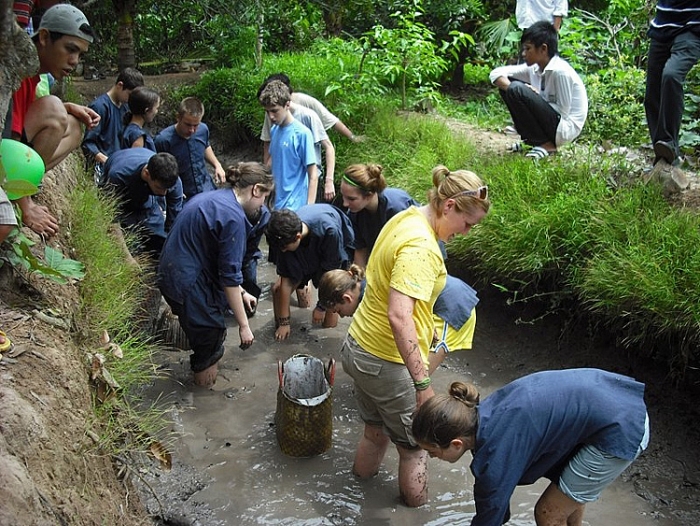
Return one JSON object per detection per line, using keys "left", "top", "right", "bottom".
{"left": 322, "top": 310, "right": 339, "bottom": 328}
{"left": 24, "top": 96, "right": 82, "bottom": 171}
{"left": 193, "top": 361, "right": 219, "bottom": 388}
{"left": 534, "top": 482, "right": 585, "bottom": 526}
{"left": 397, "top": 444, "right": 429, "bottom": 507}
{"left": 353, "top": 423, "right": 390, "bottom": 478}
{"left": 538, "top": 141, "right": 557, "bottom": 154}
{"left": 16, "top": 96, "right": 83, "bottom": 236}
{"left": 296, "top": 281, "right": 311, "bottom": 308}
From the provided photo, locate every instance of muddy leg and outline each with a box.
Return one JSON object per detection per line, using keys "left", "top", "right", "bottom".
{"left": 397, "top": 444, "right": 429, "bottom": 507}
{"left": 353, "top": 423, "right": 390, "bottom": 478}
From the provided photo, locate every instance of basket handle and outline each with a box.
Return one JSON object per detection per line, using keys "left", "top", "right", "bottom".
{"left": 325, "top": 357, "right": 336, "bottom": 386}
{"left": 277, "top": 359, "right": 284, "bottom": 388}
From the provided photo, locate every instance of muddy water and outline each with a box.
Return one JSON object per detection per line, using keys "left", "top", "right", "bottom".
{"left": 140, "top": 255, "right": 681, "bottom": 526}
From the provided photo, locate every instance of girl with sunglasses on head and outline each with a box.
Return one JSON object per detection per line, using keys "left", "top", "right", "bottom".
{"left": 340, "top": 164, "right": 490, "bottom": 507}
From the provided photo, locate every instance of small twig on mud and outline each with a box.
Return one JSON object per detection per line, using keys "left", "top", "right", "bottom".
{"left": 29, "top": 390, "right": 47, "bottom": 406}
{"left": 33, "top": 309, "right": 71, "bottom": 330}
{"left": 113, "top": 454, "right": 166, "bottom": 517}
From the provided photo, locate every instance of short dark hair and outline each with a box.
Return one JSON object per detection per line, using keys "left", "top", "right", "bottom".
{"left": 147, "top": 153, "right": 179, "bottom": 188}
{"left": 266, "top": 209, "right": 302, "bottom": 249}
{"left": 117, "top": 67, "right": 144, "bottom": 90}
{"left": 256, "top": 72, "right": 292, "bottom": 98}
{"left": 522, "top": 21, "right": 558, "bottom": 58}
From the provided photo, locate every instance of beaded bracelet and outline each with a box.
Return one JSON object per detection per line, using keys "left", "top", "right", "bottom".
{"left": 413, "top": 377, "right": 432, "bottom": 391}
{"left": 276, "top": 316, "right": 291, "bottom": 327}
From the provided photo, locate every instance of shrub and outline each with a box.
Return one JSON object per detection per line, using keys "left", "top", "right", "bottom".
{"left": 580, "top": 64, "right": 648, "bottom": 148}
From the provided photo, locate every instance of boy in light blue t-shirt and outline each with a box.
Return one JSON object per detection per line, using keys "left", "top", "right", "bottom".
{"left": 258, "top": 80, "right": 317, "bottom": 211}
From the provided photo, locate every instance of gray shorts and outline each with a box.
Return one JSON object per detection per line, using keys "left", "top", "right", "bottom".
{"left": 559, "top": 413, "right": 651, "bottom": 503}
{"left": 340, "top": 334, "right": 419, "bottom": 449}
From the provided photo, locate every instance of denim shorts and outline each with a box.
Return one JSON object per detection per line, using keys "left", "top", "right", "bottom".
{"left": 340, "top": 334, "right": 419, "bottom": 449}
{"left": 558, "top": 412, "right": 651, "bottom": 503}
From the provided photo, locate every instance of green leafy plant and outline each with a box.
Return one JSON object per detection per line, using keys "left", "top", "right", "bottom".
{"left": 1, "top": 229, "right": 85, "bottom": 284}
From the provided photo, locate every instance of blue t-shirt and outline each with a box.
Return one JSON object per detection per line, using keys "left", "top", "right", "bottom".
{"left": 158, "top": 188, "right": 249, "bottom": 306}
{"left": 470, "top": 368, "right": 647, "bottom": 526}
{"left": 432, "top": 275, "right": 478, "bottom": 330}
{"left": 269, "top": 119, "right": 316, "bottom": 210}
{"left": 122, "top": 123, "right": 156, "bottom": 151}
{"left": 155, "top": 123, "right": 216, "bottom": 199}
{"left": 274, "top": 203, "right": 355, "bottom": 286}
{"left": 82, "top": 93, "right": 128, "bottom": 161}
{"left": 104, "top": 148, "right": 183, "bottom": 238}
{"left": 349, "top": 187, "right": 418, "bottom": 255}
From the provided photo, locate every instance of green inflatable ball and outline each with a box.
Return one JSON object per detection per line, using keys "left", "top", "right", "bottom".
{"left": 0, "top": 139, "right": 45, "bottom": 200}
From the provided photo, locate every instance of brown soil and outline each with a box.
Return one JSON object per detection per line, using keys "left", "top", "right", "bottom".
{"left": 1, "top": 71, "right": 698, "bottom": 526}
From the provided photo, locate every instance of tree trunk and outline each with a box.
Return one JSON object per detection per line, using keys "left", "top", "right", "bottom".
{"left": 0, "top": 0, "right": 40, "bottom": 136}
{"left": 112, "top": 0, "right": 138, "bottom": 71}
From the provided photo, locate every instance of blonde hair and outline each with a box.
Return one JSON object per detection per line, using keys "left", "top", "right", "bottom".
{"left": 178, "top": 96, "right": 204, "bottom": 118}
{"left": 342, "top": 163, "right": 386, "bottom": 195}
{"left": 427, "top": 165, "right": 490, "bottom": 216}
{"left": 318, "top": 264, "right": 365, "bottom": 308}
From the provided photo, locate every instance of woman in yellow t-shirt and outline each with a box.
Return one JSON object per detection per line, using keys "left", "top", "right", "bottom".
{"left": 338, "top": 165, "right": 490, "bottom": 507}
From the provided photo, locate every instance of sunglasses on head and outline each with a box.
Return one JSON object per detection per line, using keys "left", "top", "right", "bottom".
{"left": 452, "top": 185, "right": 488, "bottom": 200}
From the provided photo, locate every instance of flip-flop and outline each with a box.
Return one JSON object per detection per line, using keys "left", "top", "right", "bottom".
{"left": 525, "top": 146, "right": 554, "bottom": 160}
{"left": 0, "top": 330, "right": 13, "bottom": 353}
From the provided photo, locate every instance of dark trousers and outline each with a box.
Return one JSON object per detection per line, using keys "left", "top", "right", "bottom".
{"left": 645, "top": 31, "right": 700, "bottom": 159}
{"left": 500, "top": 80, "right": 561, "bottom": 147}
{"left": 163, "top": 279, "right": 227, "bottom": 373}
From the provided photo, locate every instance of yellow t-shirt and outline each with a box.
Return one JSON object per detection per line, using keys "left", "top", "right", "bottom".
{"left": 349, "top": 206, "right": 447, "bottom": 364}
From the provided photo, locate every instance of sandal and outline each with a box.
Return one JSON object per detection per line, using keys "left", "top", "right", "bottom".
{"left": 508, "top": 142, "right": 524, "bottom": 153}
{"left": 525, "top": 146, "right": 555, "bottom": 160}
{"left": 0, "top": 330, "right": 13, "bottom": 353}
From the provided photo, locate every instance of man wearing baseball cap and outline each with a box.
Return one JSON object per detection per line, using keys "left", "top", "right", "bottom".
{"left": 8, "top": 3, "right": 100, "bottom": 237}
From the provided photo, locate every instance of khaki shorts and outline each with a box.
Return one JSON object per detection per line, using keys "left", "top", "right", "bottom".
{"left": 340, "top": 334, "right": 419, "bottom": 449}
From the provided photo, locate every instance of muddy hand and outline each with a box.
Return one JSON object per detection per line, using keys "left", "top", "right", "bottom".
{"left": 23, "top": 200, "right": 59, "bottom": 237}
{"left": 239, "top": 326, "right": 254, "bottom": 349}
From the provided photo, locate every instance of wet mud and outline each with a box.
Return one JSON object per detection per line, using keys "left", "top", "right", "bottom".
{"left": 136, "top": 253, "right": 698, "bottom": 526}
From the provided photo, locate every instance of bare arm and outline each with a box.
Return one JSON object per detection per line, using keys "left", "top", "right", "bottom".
{"left": 306, "top": 164, "right": 319, "bottom": 205}
{"left": 205, "top": 145, "right": 225, "bottom": 184}
{"left": 387, "top": 287, "right": 434, "bottom": 407}
{"left": 320, "top": 138, "right": 336, "bottom": 201}
{"left": 273, "top": 276, "right": 297, "bottom": 340}
{"left": 224, "top": 285, "right": 254, "bottom": 348}
{"left": 262, "top": 141, "right": 271, "bottom": 167}
{"left": 353, "top": 248, "right": 368, "bottom": 269}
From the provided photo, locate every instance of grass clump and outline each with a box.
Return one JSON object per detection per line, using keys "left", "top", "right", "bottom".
{"left": 65, "top": 169, "right": 167, "bottom": 454}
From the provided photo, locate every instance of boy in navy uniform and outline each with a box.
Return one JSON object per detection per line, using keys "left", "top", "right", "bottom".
{"left": 104, "top": 148, "right": 182, "bottom": 257}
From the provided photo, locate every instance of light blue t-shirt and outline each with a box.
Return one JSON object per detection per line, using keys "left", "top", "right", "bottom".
{"left": 269, "top": 119, "right": 316, "bottom": 210}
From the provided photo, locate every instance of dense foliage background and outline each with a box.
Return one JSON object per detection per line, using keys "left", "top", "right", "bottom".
{"left": 72, "top": 0, "right": 700, "bottom": 376}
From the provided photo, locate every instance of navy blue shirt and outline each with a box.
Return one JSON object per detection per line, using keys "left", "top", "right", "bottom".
{"left": 122, "top": 123, "right": 156, "bottom": 151}
{"left": 82, "top": 93, "right": 128, "bottom": 161}
{"left": 648, "top": 0, "right": 700, "bottom": 42}
{"left": 158, "top": 188, "right": 249, "bottom": 306}
{"left": 470, "top": 369, "right": 647, "bottom": 526}
{"left": 104, "top": 148, "right": 183, "bottom": 238}
{"left": 349, "top": 187, "right": 418, "bottom": 254}
{"left": 275, "top": 204, "right": 355, "bottom": 286}
{"left": 155, "top": 123, "right": 216, "bottom": 199}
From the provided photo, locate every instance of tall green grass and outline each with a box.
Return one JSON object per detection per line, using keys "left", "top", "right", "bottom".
{"left": 65, "top": 171, "right": 166, "bottom": 450}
